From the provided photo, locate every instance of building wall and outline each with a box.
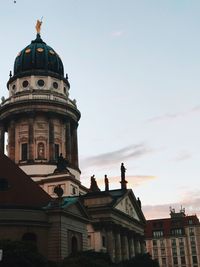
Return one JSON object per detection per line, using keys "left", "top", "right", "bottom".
{"left": 0, "top": 209, "right": 49, "bottom": 257}
{"left": 145, "top": 218, "right": 200, "bottom": 267}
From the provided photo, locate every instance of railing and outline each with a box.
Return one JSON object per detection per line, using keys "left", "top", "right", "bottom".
{"left": 1, "top": 92, "right": 75, "bottom": 107}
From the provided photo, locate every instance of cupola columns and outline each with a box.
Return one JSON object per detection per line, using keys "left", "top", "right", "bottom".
{"left": 65, "top": 120, "right": 72, "bottom": 164}
{"left": 28, "top": 117, "right": 34, "bottom": 162}
{"left": 0, "top": 123, "right": 5, "bottom": 153}
{"left": 49, "top": 118, "right": 55, "bottom": 162}
{"left": 8, "top": 120, "right": 16, "bottom": 161}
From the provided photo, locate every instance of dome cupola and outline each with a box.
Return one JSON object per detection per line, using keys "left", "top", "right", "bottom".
{"left": 13, "top": 33, "right": 64, "bottom": 78}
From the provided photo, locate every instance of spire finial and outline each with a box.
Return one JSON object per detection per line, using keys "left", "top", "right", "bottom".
{"left": 35, "top": 19, "right": 42, "bottom": 35}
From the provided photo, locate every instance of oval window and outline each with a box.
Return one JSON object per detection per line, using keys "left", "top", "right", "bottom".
{"left": 53, "top": 82, "right": 58, "bottom": 89}
{"left": 22, "top": 80, "right": 29, "bottom": 88}
{"left": 37, "top": 79, "right": 45, "bottom": 87}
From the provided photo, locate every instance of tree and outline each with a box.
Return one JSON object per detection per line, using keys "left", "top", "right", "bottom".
{"left": 0, "top": 240, "right": 49, "bottom": 267}
{"left": 116, "top": 253, "right": 159, "bottom": 267}
{"left": 61, "top": 251, "right": 112, "bottom": 267}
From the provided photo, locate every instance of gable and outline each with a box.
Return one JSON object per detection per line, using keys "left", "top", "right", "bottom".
{"left": 115, "top": 195, "right": 140, "bottom": 221}
{"left": 62, "top": 198, "right": 89, "bottom": 220}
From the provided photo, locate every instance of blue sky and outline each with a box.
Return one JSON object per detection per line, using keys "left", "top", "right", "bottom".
{"left": 0, "top": 0, "right": 200, "bottom": 219}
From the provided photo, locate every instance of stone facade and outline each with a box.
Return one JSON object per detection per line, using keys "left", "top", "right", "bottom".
{"left": 145, "top": 209, "right": 200, "bottom": 267}
{"left": 0, "top": 27, "right": 147, "bottom": 263}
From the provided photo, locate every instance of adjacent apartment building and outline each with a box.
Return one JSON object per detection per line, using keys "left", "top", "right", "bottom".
{"left": 145, "top": 208, "right": 200, "bottom": 267}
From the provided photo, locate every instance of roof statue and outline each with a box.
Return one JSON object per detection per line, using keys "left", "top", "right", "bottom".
{"left": 54, "top": 153, "right": 69, "bottom": 173}
{"left": 104, "top": 174, "right": 109, "bottom": 191}
{"left": 35, "top": 19, "right": 42, "bottom": 34}
{"left": 137, "top": 197, "right": 142, "bottom": 209}
{"left": 120, "top": 163, "right": 126, "bottom": 180}
{"left": 89, "top": 175, "right": 100, "bottom": 192}
{"left": 120, "top": 163, "right": 127, "bottom": 190}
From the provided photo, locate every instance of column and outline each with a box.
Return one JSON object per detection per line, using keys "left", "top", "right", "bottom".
{"left": 107, "top": 229, "right": 115, "bottom": 262}
{"left": 115, "top": 231, "right": 122, "bottom": 263}
{"left": 0, "top": 124, "right": 5, "bottom": 153}
{"left": 121, "top": 232, "right": 129, "bottom": 261}
{"left": 134, "top": 238, "right": 141, "bottom": 255}
{"left": 71, "top": 125, "right": 79, "bottom": 168}
{"left": 8, "top": 120, "right": 15, "bottom": 161}
{"left": 129, "top": 236, "right": 135, "bottom": 259}
{"left": 28, "top": 117, "right": 34, "bottom": 161}
{"left": 140, "top": 240, "right": 146, "bottom": 254}
{"left": 65, "top": 120, "right": 71, "bottom": 164}
{"left": 49, "top": 119, "right": 55, "bottom": 162}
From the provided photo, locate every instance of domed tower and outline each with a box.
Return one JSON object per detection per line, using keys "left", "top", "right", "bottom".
{"left": 0, "top": 21, "right": 85, "bottom": 195}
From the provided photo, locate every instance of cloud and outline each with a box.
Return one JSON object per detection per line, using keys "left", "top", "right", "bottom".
{"left": 80, "top": 143, "right": 153, "bottom": 171}
{"left": 147, "top": 105, "right": 200, "bottom": 123}
{"left": 82, "top": 174, "right": 156, "bottom": 191}
{"left": 173, "top": 150, "right": 192, "bottom": 162}
{"left": 147, "top": 112, "right": 185, "bottom": 123}
{"left": 142, "top": 191, "right": 200, "bottom": 220}
{"left": 96, "top": 174, "right": 156, "bottom": 188}
{"left": 111, "top": 31, "right": 124, "bottom": 37}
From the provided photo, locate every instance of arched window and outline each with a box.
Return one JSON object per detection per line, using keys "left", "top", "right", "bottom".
{"left": 38, "top": 142, "right": 45, "bottom": 159}
{"left": 71, "top": 236, "right": 78, "bottom": 254}
{"left": 22, "top": 232, "right": 37, "bottom": 243}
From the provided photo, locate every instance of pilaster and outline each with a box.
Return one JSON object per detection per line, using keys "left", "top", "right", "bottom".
{"left": 8, "top": 120, "right": 15, "bottom": 161}
{"left": 65, "top": 120, "right": 71, "bottom": 164}
{"left": 0, "top": 124, "right": 5, "bottom": 153}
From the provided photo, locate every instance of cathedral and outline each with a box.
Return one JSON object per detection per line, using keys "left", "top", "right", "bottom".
{"left": 0, "top": 21, "right": 146, "bottom": 262}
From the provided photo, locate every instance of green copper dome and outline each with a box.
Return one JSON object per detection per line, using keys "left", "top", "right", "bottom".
{"left": 13, "top": 34, "right": 64, "bottom": 78}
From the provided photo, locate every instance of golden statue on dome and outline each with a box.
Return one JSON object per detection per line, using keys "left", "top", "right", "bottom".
{"left": 35, "top": 19, "right": 42, "bottom": 34}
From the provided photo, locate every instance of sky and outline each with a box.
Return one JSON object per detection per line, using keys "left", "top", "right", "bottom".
{"left": 0, "top": 0, "right": 200, "bottom": 220}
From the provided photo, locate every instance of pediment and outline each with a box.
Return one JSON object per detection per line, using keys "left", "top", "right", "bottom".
{"left": 63, "top": 200, "right": 89, "bottom": 220}
{"left": 115, "top": 193, "right": 140, "bottom": 221}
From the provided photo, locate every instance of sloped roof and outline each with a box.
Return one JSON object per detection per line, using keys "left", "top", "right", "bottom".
{"left": 0, "top": 152, "right": 51, "bottom": 208}
{"left": 145, "top": 215, "right": 200, "bottom": 238}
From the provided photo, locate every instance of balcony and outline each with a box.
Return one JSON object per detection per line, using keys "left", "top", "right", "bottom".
{"left": 1, "top": 91, "right": 75, "bottom": 107}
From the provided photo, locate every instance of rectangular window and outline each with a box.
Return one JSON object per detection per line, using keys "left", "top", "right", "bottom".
{"left": 153, "top": 248, "right": 158, "bottom": 257}
{"left": 162, "top": 258, "right": 166, "bottom": 265}
{"left": 70, "top": 185, "right": 78, "bottom": 195}
{"left": 171, "top": 228, "right": 183, "bottom": 236}
{"left": 171, "top": 239, "right": 176, "bottom": 246}
{"left": 179, "top": 238, "right": 184, "bottom": 246}
{"left": 161, "top": 248, "right": 165, "bottom": 256}
{"left": 189, "top": 219, "right": 193, "bottom": 225}
{"left": 189, "top": 227, "right": 194, "bottom": 236}
{"left": 160, "top": 239, "right": 165, "bottom": 247}
{"left": 21, "top": 143, "right": 28, "bottom": 161}
{"left": 192, "top": 246, "right": 197, "bottom": 255}
{"left": 180, "top": 248, "right": 185, "bottom": 256}
{"left": 172, "top": 247, "right": 177, "bottom": 256}
{"left": 173, "top": 257, "right": 178, "bottom": 265}
{"left": 181, "top": 256, "right": 186, "bottom": 264}
{"left": 153, "top": 230, "right": 163, "bottom": 238}
{"left": 102, "top": 236, "right": 106, "bottom": 247}
{"left": 55, "top": 144, "right": 59, "bottom": 160}
{"left": 153, "top": 240, "right": 157, "bottom": 246}
{"left": 193, "top": 256, "right": 198, "bottom": 264}
{"left": 88, "top": 235, "right": 91, "bottom": 247}
{"left": 190, "top": 236, "right": 196, "bottom": 247}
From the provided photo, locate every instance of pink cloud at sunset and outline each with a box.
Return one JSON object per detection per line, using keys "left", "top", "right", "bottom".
{"left": 143, "top": 192, "right": 200, "bottom": 220}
